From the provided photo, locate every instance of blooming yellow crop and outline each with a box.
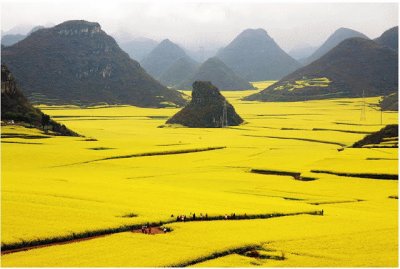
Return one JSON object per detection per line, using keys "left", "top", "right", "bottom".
{"left": 1, "top": 92, "right": 397, "bottom": 266}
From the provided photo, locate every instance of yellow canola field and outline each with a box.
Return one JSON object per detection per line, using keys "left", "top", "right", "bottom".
{"left": 3, "top": 200, "right": 397, "bottom": 267}
{"left": 250, "top": 80, "right": 277, "bottom": 90}
{"left": 1, "top": 91, "right": 398, "bottom": 266}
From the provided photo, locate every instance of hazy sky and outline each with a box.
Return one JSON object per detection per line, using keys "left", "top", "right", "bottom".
{"left": 1, "top": 0, "right": 398, "bottom": 51}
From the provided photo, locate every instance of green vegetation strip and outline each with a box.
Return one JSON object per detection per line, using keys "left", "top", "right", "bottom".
{"left": 366, "top": 157, "right": 397, "bottom": 160}
{"left": 312, "top": 128, "right": 373, "bottom": 134}
{"left": 250, "top": 169, "right": 317, "bottom": 181}
{"left": 56, "top": 146, "right": 227, "bottom": 167}
{"left": 1, "top": 141, "right": 43, "bottom": 145}
{"left": 87, "top": 147, "right": 114, "bottom": 151}
{"left": 1, "top": 210, "right": 323, "bottom": 254}
{"left": 334, "top": 122, "right": 383, "bottom": 126}
{"left": 1, "top": 133, "right": 51, "bottom": 139}
{"left": 92, "top": 147, "right": 226, "bottom": 162}
{"left": 310, "top": 170, "right": 398, "bottom": 180}
{"left": 169, "top": 245, "right": 260, "bottom": 267}
{"left": 171, "top": 243, "right": 287, "bottom": 267}
{"left": 308, "top": 199, "right": 364, "bottom": 205}
{"left": 243, "top": 135, "right": 346, "bottom": 147}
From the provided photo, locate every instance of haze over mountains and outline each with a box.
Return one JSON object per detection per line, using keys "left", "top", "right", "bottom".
{"left": 138, "top": 35, "right": 254, "bottom": 90}
{"left": 140, "top": 39, "right": 192, "bottom": 79}
{"left": 178, "top": 57, "right": 253, "bottom": 91}
{"left": 1, "top": 34, "right": 26, "bottom": 47}
{"left": 118, "top": 37, "right": 158, "bottom": 61}
{"left": 1, "top": 20, "right": 186, "bottom": 108}
{"left": 1, "top": 26, "right": 45, "bottom": 46}
{"left": 186, "top": 47, "right": 220, "bottom": 63}
{"left": 245, "top": 36, "right": 398, "bottom": 102}
{"left": 288, "top": 44, "right": 317, "bottom": 61}
{"left": 158, "top": 56, "right": 199, "bottom": 87}
{"left": 1, "top": 19, "right": 397, "bottom": 106}
{"left": 300, "top": 27, "right": 369, "bottom": 65}
{"left": 216, "top": 28, "right": 301, "bottom": 81}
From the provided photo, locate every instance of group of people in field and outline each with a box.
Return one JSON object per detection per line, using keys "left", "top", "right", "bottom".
{"left": 224, "top": 213, "right": 237, "bottom": 219}
{"left": 173, "top": 212, "right": 240, "bottom": 222}
{"left": 171, "top": 213, "right": 208, "bottom": 222}
{"left": 141, "top": 224, "right": 152, "bottom": 234}
{"left": 141, "top": 210, "right": 324, "bottom": 235}
{"left": 140, "top": 224, "right": 168, "bottom": 234}
{"left": 173, "top": 213, "right": 208, "bottom": 222}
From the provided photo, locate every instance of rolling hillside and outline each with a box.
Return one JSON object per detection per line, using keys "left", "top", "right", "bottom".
{"left": 245, "top": 38, "right": 398, "bottom": 102}
{"left": 2, "top": 20, "right": 186, "bottom": 107}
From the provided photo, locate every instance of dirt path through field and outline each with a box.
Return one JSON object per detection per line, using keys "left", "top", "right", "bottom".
{"left": 2, "top": 227, "right": 165, "bottom": 255}
{"left": 2, "top": 210, "right": 323, "bottom": 256}
{"left": 131, "top": 226, "right": 165, "bottom": 234}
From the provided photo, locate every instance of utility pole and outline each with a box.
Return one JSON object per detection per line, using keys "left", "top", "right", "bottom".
{"left": 360, "top": 89, "right": 366, "bottom": 121}
{"left": 380, "top": 90, "right": 383, "bottom": 125}
{"left": 222, "top": 100, "right": 228, "bottom": 127}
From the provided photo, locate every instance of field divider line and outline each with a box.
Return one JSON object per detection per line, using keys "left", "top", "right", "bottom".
{"left": 242, "top": 134, "right": 347, "bottom": 147}
{"left": 170, "top": 243, "right": 288, "bottom": 267}
{"left": 1, "top": 210, "right": 323, "bottom": 255}
{"left": 311, "top": 128, "right": 374, "bottom": 134}
{"left": 308, "top": 199, "right": 364, "bottom": 205}
{"left": 310, "top": 170, "right": 398, "bottom": 180}
{"left": 51, "top": 146, "right": 227, "bottom": 167}
{"left": 250, "top": 169, "right": 317, "bottom": 181}
{"left": 169, "top": 244, "right": 260, "bottom": 267}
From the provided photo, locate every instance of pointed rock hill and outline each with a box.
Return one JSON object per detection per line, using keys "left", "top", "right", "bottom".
{"left": 245, "top": 38, "right": 398, "bottom": 102}
{"left": 1, "top": 20, "right": 186, "bottom": 107}
{"left": 166, "top": 81, "right": 243, "bottom": 128}
{"left": 1, "top": 65, "right": 78, "bottom": 136}
{"left": 140, "top": 39, "right": 190, "bottom": 79}
{"left": 375, "top": 26, "right": 398, "bottom": 52}
{"left": 177, "top": 57, "right": 254, "bottom": 91}
{"left": 158, "top": 56, "right": 199, "bottom": 87}
{"left": 216, "top": 28, "right": 301, "bottom": 81}
{"left": 301, "top": 27, "right": 369, "bottom": 65}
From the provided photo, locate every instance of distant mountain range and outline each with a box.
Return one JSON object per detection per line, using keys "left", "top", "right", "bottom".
{"left": 185, "top": 47, "right": 220, "bottom": 63}
{"left": 217, "top": 28, "right": 301, "bottom": 81}
{"left": 288, "top": 45, "right": 318, "bottom": 61}
{"left": 158, "top": 56, "right": 199, "bottom": 87}
{"left": 3, "top": 21, "right": 396, "bottom": 106}
{"left": 178, "top": 57, "right": 253, "bottom": 91}
{"left": 1, "top": 20, "right": 186, "bottom": 108}
{"left": 245, "top": 36, "right": 398, "bottom": 102}
{"left": 300, "top": 27, "right": 369, "bottom": 65}
{"left": 1, "top": 34, "right": 26, "bottom": 47}
{"left": 1, "top": 26, "right": 45, "bottom": 46}
{"left": 140, "top": 39, "right": 191, "bottom": 79}
{"left": 118, "top": 37, "right": 158, "bottom": 61}
{"left": 1, "top": 64, "right": 78, "bottom": 136}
